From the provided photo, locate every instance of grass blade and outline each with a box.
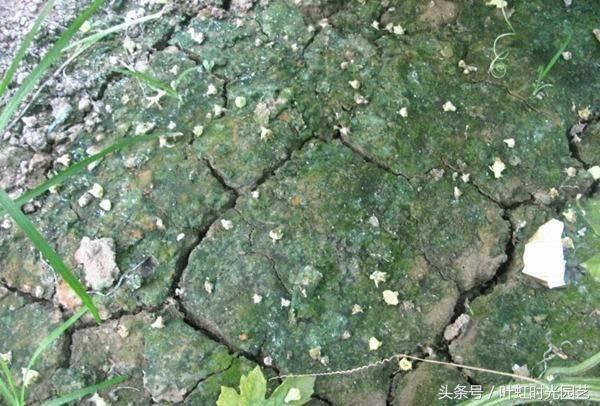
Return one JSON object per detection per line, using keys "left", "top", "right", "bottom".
{"left": 41, "top": 375, "right": 128, "bottom": 406}
{"left": 544, "top": 350, "right": 600, "bottom": 379}
{"left": 0, "top": 133, "right": 161, "bottom": 217}
{"left": 115, "top": 68, "right": 179, "bottom": 98}
{"left": 0, "top": 359, "right": 17, "bottom": 405}
{"left": 0, "top": 0, "right": 105, "bottom": 134}
{"left": 26, "top": 307, "right": 87, "bottom": 372}
{"left": 0, "top": 190, "right": 99, "bottom": 322}
{"left": 20, "top": 307, "right": 87, "bottom": 404}
{"left": 62, "top": 6, "right": 167, "bottom": 53}
{"left": 537, "top": 35, "right": 571, "bottom": 81}
{"left": 0, "top": 379, "right": 16, "bottom": 406}
{"left": 0, "top": 0, "right": 55, "bottom": 99}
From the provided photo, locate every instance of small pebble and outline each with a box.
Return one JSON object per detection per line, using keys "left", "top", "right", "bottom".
{"left": 99, "top": 199, "right": 111, "bottom": 211}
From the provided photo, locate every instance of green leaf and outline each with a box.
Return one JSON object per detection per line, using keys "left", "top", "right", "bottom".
{"left": 216, "top": 386, "right": 243, "bottom": 406}
{"left": 0, "top": 0, "right": 55, "bottom": 99}
{"left": 0, "top": 133, "right": 161, "bottom": 217}
{"left": 0, "top": 190, "right": 99, "bottom": 322}
{"left": 115, "top": 68, "right": 179, "bottom": 98}
{"left": 0, "top": 0, "right": 105, "bottom": 135}
{"left": 240, "top": 366, "right": 267, "bottom": 404}
{"left": 217, "top": 367, "right": 315, "bottom": 406}
{"left": 41, "top": 375, "right": 128, "bottom": 406}
{"left": 266, "top": 376, "right": 315, "bottom": 406}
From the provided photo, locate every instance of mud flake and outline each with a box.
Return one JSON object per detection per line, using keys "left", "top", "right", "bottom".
{"left": 74, "top": 237, "right": 120, "bottom": 291}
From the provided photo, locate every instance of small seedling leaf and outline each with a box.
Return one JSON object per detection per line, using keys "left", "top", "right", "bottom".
{"left": 115, "top": 68, "right": 179, "bottom": 98}
{"left": 217, "top": 367, "right": 315, "bottom": 406}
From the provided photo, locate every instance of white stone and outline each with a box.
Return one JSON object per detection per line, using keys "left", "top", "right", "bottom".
{"left": 587, "top": 166, "right": 600, "bottom": 180}
{"left": 368, "top": 337, "right": 382, "bottom": 351}
{"left": 75, "top": 237, "right": 120, "bottom": 291}
{"left": 99, "top": 199, "right": 111, "bottom": 211}
{"left": 442, "top": 101, "right": 456, "bottom": 112}
{"left": 503, "top": 138, "right": 515, "bottom": 148}
{"left": 382, "top": 290, "right": 399, "bottom": 305}
{"left": 522, "top": 219, "right": 566, "bottom": 288}
{"left": 489, "top": 158, "right": 506, "bottom": 178}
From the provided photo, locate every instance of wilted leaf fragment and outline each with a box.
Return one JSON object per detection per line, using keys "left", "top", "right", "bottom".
{"left": 522, "top": 219, "right": 566, "bottom": 288}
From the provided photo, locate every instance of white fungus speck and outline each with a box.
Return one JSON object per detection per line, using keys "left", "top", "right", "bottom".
{"left": 269, "top": 229, "right": 283, "bottom": 243}
{"left": 453, "top": 186, "right": 462, "bottom": 200}
{"left": 188, "top": 28, "right": 204, "bottom": 44}
{"left": 503, "top": 138, "right": 515, "bottom": 148}
{"left": 368, "top": 337, "right": 382, "bottom": 351}
{"left": 56, "top": 154, "right": 71, "bottom": 166}
{"left": 99, "top": 199, "right": 112, "bottom": 211}
{"left": 354, "top": 94, "right": 368, "bottom": 105}
{"left": 260, "top": 126, "right": 273, "bottom": 140}
{"left": 382, "top": 290, "right": 399, "bottom": 306}
{"left": 489, "top": 158, "right": 506, "bottom": 179}
{"left": 151, "top": 316, "right": 165, "bottom": 329}
{"left": 193, "top": 125, "right": 204, "bottom": 137}
{"left": 221, "top": 219, "right": 233, "bottom": 230}
{"left": 369, "top": 271, "right": 387, "bottom": 288}
{"left": 235, "top": 96, "right": 247, "bottom": 108}
{"left": 369, "top": 215, "right": 380, "bottom": 227}
{"left": 78, "top": 192, "right": 93, "bottom": 208}
{"left": 206, "top": 84, "right": 218, "bottom": 96}
{"left": 88, "top": 183, "right": 104, "bottom": 198}
{"left": 442, "top": 101, "right": 457, "bottom": 112}
{"left": 588, "top": 166, "right": 600, "bottom": 180}
{"left": 204, "top": 279, "right": 214, "bottom": 294}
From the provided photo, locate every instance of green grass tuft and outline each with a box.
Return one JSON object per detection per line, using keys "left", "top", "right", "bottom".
{"left": 0, "top": 307, "right": 127, "bottom": 406}
{"left": 0, "top": 190, "right": 100, "bottom": 321}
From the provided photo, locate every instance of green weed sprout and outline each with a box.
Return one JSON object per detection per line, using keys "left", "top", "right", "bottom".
{"left": 116, "top": 67, "right": 181, "bottom": 101}
{"left": 0, "top": 308, "right": 127, "bottom": 406}
{"left": 217, "top": 366, "right": 315, "bottom": 406}
{"left": 532, "top": 35, "right": 572, "bottom": 96}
